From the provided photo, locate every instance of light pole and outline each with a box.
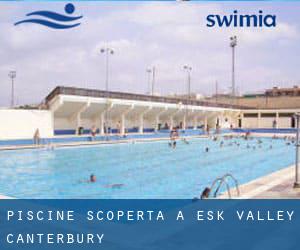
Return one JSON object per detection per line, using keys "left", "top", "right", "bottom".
{"left": 230, "top": 36, "right": 237, "bottom": 98}
{"left": 146, "top": 68, "right": 152, "bottom": 95}
{"left": 215, "top": 80, "right": 218, "bottom": 103}
{"left": 100, "top": 47, "right": 114, "bottom": 93}
{"left": 146, "top": 66, "right": 156, "bottom": 95}
{"left": 100, "top": 47, "right": 114, "bottom": 136}
{"left": 183, "top": 65, "right": 192, "bottom": 130}
{"left": 8, "top": 71, "right": 16, "bottom": 108}
{"left": 294, "top": 113, "right": 300, "bottom": 188}
{"left": 183, "top": 65, "right": 192, "bottom": 102}
{"left": 151, "top": 66, "right": 156, "bottom": 96}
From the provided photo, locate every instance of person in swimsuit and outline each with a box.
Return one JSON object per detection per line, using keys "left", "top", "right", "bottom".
{"left": 201, "top": 187, "right": 211, "bottom": 199}
{"left": 90, "top": 174, "right": 96, "bottom": 183}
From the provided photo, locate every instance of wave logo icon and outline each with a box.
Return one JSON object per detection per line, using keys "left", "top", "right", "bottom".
{"left": 14, "top": 3, "right": 82, "bottom": 29}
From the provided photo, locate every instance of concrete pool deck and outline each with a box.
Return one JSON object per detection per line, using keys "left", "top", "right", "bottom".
{"left": 219, "top": 165, "right": 300, "bottom": 199}
{"left": 0, "top": 132, "right": 296, "bottom": 151}
{"left": 0, "top": 134, "right": 214, "bottom": 151}
{"left": 0, "top": 194, "right": 14, "bottom": 199}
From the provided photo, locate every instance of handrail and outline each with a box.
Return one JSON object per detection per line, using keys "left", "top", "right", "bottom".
{"left": 209, "top": 177, "right": 232, "bottom": 198}
{"left": 209, "top": 173, "right": 240, "bottom": 198}
{"left": 222, "top": 173, "right": 240, "bottom": 197}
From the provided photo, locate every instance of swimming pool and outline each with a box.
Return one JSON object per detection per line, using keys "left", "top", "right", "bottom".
{"left": 0, "top": 136, "right": 295, "bottom": 198}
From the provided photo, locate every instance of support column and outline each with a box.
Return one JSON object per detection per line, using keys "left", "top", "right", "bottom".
{"left": 139, "top": 114, "right": 144, "bottom": 134}
{"left": 70, "top": 102, "right": 90, "bottom": 135}
{"left": 155, "top": 115, "right": 160, "bottom": 132}
{"left": 121, "top": 113, "right": 125, "bottom": 135}
{"left": 167, "top": 108, "right": 180, "bottom": 130}
{"left": 76, "top": 113, "right": 81, "bottom": 134}
{"left": 154, "top": 107, "right": 168, "bottom": 132}
{"left": 138, "top": 107, "right": 152, "bottom": 134}
{"left": 193, "top": 116, "right": 198, "bottom": 130}
{"left": 99, "top": 112, "right": 105, "bottom": 135}
{"left": 104, "top": 102, "right": 114, "bottom": 134}
{"left": 258, "top": 112, "right": 261, "bottom": 128}
{"left": 119, "top": 105, "right": 134, "bottom": 135}
{"left": 169, "top": 116, "right": 174, "bottom": 130}
{"left": 182, "top": 115, "right": 186, "bottom": 130}
{"left": 276, "top": 112, "right": 279, "bottom": 129}
{"left": 204, "top": 116, "right": 208, "bottom": 131}
{"left": 49, "top": 96, "right": 64, "bottom": 137}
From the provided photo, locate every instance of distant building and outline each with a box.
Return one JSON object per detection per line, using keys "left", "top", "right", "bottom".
{"left": 242, "top": 93, "right": 265, "bottom": 98}
{"left": 167, "top": 93, "right": 204, "bottom": 100}
{"left": 203, "top": 85, "right": 300, "bottom": 109}
{"left": 265, "top": 86, "right": 300, "bottom": 97}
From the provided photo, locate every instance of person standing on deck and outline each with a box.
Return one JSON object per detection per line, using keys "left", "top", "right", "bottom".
{"left": 33, "top": 128, "right": 41, "bottom": 145}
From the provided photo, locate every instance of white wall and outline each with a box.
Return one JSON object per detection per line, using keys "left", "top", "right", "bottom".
{"left": 81, "top": 118, "right": 95, "bottom": 130}
{"left": 242, "top": 117, "right": 293, "bottom": 128}
{"left": 144, "top": 117, "right": 156, "bottom": 129}
{"left": 242, "top": 118, "right": 259, "bottom": 128}
{"left": 278, "top": 117, "right": 291, "bottom": 128}
{"left": 0, "top": 109, "right": 53, "bottom": 140}
{"left": 259, "top": 117, "right": 275, "bottom": 128}
{"left": 54, "top": 117, "right": 76, "bottom": 130}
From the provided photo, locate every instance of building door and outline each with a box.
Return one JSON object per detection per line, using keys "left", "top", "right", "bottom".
{"left": 291, "top": 117, "right": 296, "bottom": 128}
{"left": 238, "top": 119, "right": 242, "bottom": 128}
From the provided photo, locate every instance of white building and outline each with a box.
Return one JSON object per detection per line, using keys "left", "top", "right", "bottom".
{"left": 0, "top": 86, "right": 299, "bottom": 140}
{"left": 47, "top": 87, "right": 239, "bottom": 136}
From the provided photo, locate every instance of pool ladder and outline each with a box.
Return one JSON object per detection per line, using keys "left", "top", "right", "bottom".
{"left": 209, "top": 173, "right": 240, "bottom": 198}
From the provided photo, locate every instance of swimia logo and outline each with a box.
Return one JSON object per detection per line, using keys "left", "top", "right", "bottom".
{"left": 206, "top": 10, "right": 276, "bottom": 28}
{"left": 14, "top": 3, "right": 83, "bottom": 29}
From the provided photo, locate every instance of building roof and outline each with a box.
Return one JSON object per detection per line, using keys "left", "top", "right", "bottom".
{"left": 45, "top": 86, "right": 251, "bottom": 110}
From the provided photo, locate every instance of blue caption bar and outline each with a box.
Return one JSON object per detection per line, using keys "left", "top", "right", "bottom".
{"left": 0, "top": 199, "right": 299, "bottom": 250}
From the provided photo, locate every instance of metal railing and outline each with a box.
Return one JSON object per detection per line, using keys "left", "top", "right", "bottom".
{"left": 209, "top": 173, "right": 240, "bottom": 198}
{"left": 45, "top": 86, "right": 251, "bottom": 109}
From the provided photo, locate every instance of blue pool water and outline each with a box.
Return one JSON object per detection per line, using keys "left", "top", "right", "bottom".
{"left": 0, "top": 137, "right": 295, "bottom": 199}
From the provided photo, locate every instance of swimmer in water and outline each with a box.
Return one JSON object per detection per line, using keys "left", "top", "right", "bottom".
{"left": 79, "top": 174, "right": 96, "bottom": 184}
{"left": 200, "top": 187, "right": 211, "bottom": 199}
{"left": 106, "top": 184, "right": 124, "bottom": 189}
{"left": 182, "top": 138, "right": 190, "bottom": 145}
{"left": 205, "top": 147, "right": 209, "bottom": 153}
{"left": 90, "top": 174, "right": 96, "bottom": 183}
{"left": 173, "top": 141, "right": 177, "bottom": 148}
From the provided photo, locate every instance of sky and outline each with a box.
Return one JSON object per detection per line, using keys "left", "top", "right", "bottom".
{"left": 1, "top": 1, "right": 300, "bottom": 107}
